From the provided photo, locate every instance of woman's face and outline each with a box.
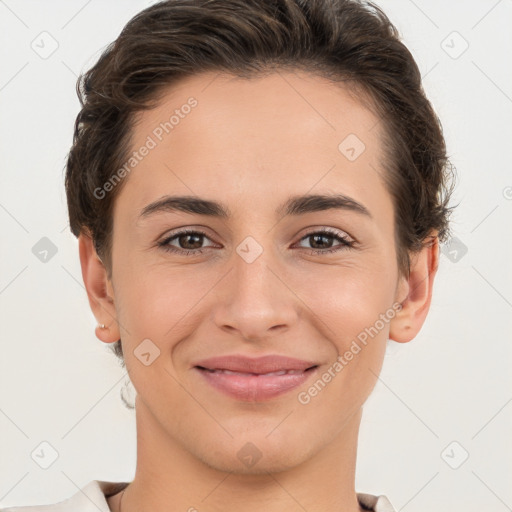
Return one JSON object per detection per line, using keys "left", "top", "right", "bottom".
{"left": 103, "top": 70, "right": 410, "bottom": 472}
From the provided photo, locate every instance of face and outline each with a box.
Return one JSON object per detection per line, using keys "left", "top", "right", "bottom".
{"left": 103, "top": 70, "right": 409, "bottom": 473}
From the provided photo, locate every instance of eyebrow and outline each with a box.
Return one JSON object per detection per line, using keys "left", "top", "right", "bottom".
{"left": 138, "top": 193, "right": 372, "bottom": 220}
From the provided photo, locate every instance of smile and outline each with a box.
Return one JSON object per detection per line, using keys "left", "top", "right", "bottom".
{"left": 192, "top": 355, "right": 319, "bottom": 401}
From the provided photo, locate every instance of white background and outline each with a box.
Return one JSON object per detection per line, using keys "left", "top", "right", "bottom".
{"left": 0, "top": 0, "right": 511, "bottom": 510}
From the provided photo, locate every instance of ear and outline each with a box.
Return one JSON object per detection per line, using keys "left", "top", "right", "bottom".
{"left": 389, "top": 231, "right": 440, "bottom": 343}
{"left": 78, "top": 230, "right": 120, "bottom": 344}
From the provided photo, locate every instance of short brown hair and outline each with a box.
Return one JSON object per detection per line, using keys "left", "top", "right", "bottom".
{"left": 65, "top": 0, "right": 456, "bottom": 363}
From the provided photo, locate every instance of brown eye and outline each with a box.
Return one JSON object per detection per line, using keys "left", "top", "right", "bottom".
{"left": 158, "top": 229, "right": 216, "bottom": 255}
{"left": 175, "top": 232, "right": 204, "bottom": 250}
{"left": 296, "top": 229, "right": 355, "bottom": 255}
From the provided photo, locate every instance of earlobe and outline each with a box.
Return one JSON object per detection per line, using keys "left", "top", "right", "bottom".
{"left": 389, "top": 233, "right": 439, "bottom": 343}
{"left": 78, "top": 231, "right": 120, "bottom": 344}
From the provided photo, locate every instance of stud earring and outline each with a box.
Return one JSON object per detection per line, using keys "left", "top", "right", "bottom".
{"left": 98, "top": 324, "right": 107, "bottom": 329}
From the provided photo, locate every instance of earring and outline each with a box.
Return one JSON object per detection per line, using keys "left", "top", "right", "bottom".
{"left": 98, "top": 324, "right": 107, "bottom": 329}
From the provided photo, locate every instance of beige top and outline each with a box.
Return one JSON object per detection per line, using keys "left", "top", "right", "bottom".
{"left": 1, "top": 480, "right": 397, "bottom": 511}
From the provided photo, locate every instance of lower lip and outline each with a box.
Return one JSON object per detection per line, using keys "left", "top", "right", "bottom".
{"left": 194, "top": 366, "right": 318, "bottom": 401}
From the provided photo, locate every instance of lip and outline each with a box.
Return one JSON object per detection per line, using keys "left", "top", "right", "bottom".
{"left": 193, "top": 355, "right": 319, "bottom": 401}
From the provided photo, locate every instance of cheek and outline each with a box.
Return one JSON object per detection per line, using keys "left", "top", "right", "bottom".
{"left": 115, "top": 260, "right": 219, "bottom": 350}
{"left": 294, "top": 264, "right": 395, "bottom": 393}
{"left": 117, "top": 252, "right": 398, "bottom": 347}
{"left": 295, "top": 261, "right": 397, "bottom": 338}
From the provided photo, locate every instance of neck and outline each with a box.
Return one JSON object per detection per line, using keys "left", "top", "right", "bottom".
{"left": 113, "top": 398, "right": 365, "bottom": 512}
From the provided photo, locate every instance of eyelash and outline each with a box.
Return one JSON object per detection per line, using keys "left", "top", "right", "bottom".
{"left": 157, "top": 228, "right": 356, "bottom": 257}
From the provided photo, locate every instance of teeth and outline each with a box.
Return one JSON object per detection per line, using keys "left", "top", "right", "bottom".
{"left": 217, "top": 369, "right": 244, "bottom": 375}
{"left": 208, "top": 369, "right": 305, "bottom": 376}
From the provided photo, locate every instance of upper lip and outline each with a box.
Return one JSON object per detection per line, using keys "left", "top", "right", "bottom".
{"left": 194, "top": 355, "right": 318, "bottom": 374}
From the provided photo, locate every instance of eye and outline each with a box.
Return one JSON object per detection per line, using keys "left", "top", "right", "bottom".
{"left": 157, "top": 227, "right": 355, "bottom": 257}
{"left": 295, "top": 228, "right": 355, "bottom": 255}
{"left": 157, "top": 229, "right": 216, "bottom": 256}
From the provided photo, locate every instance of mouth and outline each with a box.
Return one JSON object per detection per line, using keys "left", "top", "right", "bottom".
{"left": 192, "top": 355, "right": 319, "bottom": 401}
{"left": 197, "top": 367, "right": 317, "bottom": 376}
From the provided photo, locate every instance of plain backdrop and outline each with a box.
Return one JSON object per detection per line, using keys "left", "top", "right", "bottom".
{"left": 0, "top": 1, "right": 511, "bottom": 510}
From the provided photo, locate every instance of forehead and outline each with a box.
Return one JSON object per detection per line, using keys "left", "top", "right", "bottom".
{"left": 117, "top": 70, "right": 390, "bottom": 222}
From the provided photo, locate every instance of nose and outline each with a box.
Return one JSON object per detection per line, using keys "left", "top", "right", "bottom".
{"left": 211, "top": 239, "right": 300, "bottom": 343}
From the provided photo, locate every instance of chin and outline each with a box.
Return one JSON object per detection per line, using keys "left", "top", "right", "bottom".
{"left": 201, "top": 449, "right": 306, "bottom": 476}
{"left": 192, "top": 431, "right": 314, "bottom": 475}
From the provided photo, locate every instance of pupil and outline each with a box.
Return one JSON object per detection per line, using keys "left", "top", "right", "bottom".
{"left": 311, "top": 234, "right": 332, "bottom": 249}
{"left": 180, "top": 233, "right": 202, "bottom": 249}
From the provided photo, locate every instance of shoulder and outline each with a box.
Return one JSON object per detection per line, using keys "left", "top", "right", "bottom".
{"left": 357, "top": 492, "right": 396, "bottom": 512}
{"left": 0, "top": 480, "right": 129, "bottom": 512}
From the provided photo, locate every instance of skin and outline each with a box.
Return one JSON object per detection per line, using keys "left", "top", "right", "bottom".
{"left": 79, "top": 70, "right": 439, "bottom": 512}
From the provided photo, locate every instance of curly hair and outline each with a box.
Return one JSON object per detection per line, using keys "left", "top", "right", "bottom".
{"left": 64, "top": 0, "right": 456, "bottom": 365}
